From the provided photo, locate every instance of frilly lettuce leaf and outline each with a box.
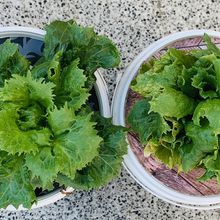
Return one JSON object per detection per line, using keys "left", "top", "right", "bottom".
{"left": 0, "top": 108, "right": 51, "bottom": 155}
{"left": 145, "top": 138, "right": 182, "bottom": 169}
{"left": 144, "top": 117, "right": 184, "bottom": 170}
{"left": 43, "top": 20, "right": 120, "bottom": 76}
{"left": 152, "top": 51, "right": 173, "bottom": 72}
{"left": 201, "top": 153, "right": 220, "bottom": 184}
{"left": 48, "top": 104, "right": 75, "bottom": 136}
{"left": 57, "top": 114, "right": 127, "bottom": 190}
{"left": 54, "top": 59, "right": 89, "bottom": 109}
{"left": 128, "top": 99, "right": 169, "bottom": 144}
{"left": 131, "top": 48, "right": 196, "bottom": 98}
{"left": 32, "top": 56, "right": 89, "bottom": 110}
{"left": 177, "top": 66, "right": 199, "bottom": 98}
{"left": 17, "top": 103, "right": 44, "bottom": 130}
{"left": 131, "top": 63, "right": 180, "bottom": 98}
{"left": 54, "top": 113, "right": 102, "bottom": 179}
{"left": 0, "top": 40, "right": 29, "bottom": 86}
{"left": 79, "top": 35, "right": 120, "bottom": 74}
{"left": 149, "top": 87, "right": 196, "bottom": 119}
{"left": 0, "top": 155, "right": 36, "bottom": 209}
{"left": 43, "top": 20, "right": 74, "bottom": 59}
{"left": 0, "top": 73, "right": 54, "bottom": 155}
{"left": 193, "top": 99, "right": 220, "bottom": 130}
{"left": 213, "top": 59, "right": 220, "bottom": 96}
{"left": 168, "top": 48, "right": 196, "bottom": 68}
{"left": 198, "top": 169, "right": 216, "bottom": 182}
{"left": 165, "top": 117, "right": 183, "bottom": 140}
{"left": 25, "top": 147, "right": 58, "bottom": 189}
{"left": 138, "top": 59, "right": 155, "bottom": 74}
{"left": 0, "top": 40, "right": 18, "bottom": 67}
{"left": 181, "top": 122, "right": 217, "bottom": 172}
{"left": 203, "top": 33, "right": 220, "bottom": 57}
{"left": 31, "top": 50, "right": 62, "bottom": 80}
{"left": 0, "top": 73, "right": 55, "bottom": 109}
{"left": 191, "top": 67, "right": 217, "bottom": 99}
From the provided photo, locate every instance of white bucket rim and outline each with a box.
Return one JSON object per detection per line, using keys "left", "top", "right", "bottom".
{"left": 112, "top": 29, "right": 220, "bottom": 209}
{"left": 0, "top": 26, "right": 111, "bottom": 210}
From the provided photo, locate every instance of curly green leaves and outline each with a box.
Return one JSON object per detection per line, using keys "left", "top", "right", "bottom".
{"left": 0, "top": 73, "right": 55, "bottom": 109}
{"left": 129, "top": 34, "right": 220, "bottom": 178}
{"left": 53, "top": 114, "right": 102, "bottom": 179}
{"left": 0, "top": 20, "right": 124, "bottom": 209}
{"left": 43, "top": 20, "right": 120, "bottom": 75}
{"left": 57, "top": 115, "right": 127, "bottom": 190}
{"left": 0, "top": 40, "right": 29, "bottom": 86}
{"left": 149, "top": 87, "right": 196, "bottom": 119}
{"left": 128, "top": 99, "right": 169, "bottom": 144}
{"left": 54, "top": 59, "right": 89, "bottom": 109}
{"left": 0, "top": 156, "right": 36, "bottom": 209}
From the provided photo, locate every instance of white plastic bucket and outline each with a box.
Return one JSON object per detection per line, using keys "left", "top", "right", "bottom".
{"left": 112, "top": 30, "right": 220, "bottom": 209}
{"left": 0, "top": 27, "right": 111, "bottom": 210}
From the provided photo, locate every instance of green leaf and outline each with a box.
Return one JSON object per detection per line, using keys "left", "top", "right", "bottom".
{"left": 169, "top": 48, "right": 196, "bottom": 68}
{"left": 203, "top": 154, "right": 220, "bottom": 172}
{"left": 0, "top": 156, "right": 36, "bottom": 208}
{"left": 54, "top": 113, "right": 102, "bottom": 179}
{"left": 190, "top": 49, "right": 211, "bottom": 59}
{"left": 0, "top": 40, "right": 29, "bottom": 86}
{"left": 0, "top": 40, "right": 17, "bottom": 68}
{"left": 164, "top": 117, "right": 183, "bottom": 140}
{"left": 201, "top": 153, "right": 220, "bottom": 184}
{"left": 0, "top": 108, "right": 51, "bottom": 154}
{"left": 144, "top": 117, "right": 184, "bottom": 170}
{"left": 55, "top": 59, "right": 89, "bottom": 109}
{"left": 191, "top": 67, "right": 217, "bottom": 99}
{"left": 193, "top": 99, "right": 220, "bottom": 130}
{"left": 43, "top": 20, "right": 120, "bottom": 75}
{"left": 177, "top": 67, "right": 200, "bottom": 98}
{"left": 145, "top": 138, "right": 182, "bottom": 169}
{"left": 213, "top": 59, "right": 220, "bottom": 96}
{"left": 25, "top": 147, "right": 58, "bottom": 188}
{"left": 33, "top": 57, "right": 89, "bottom": 110}
{"left": 149, "top": 87, "right": 196, "bottom": 119}
{"left": 193, "top": 54, "right": 220, "bottom": 97}
{"left": 0, "top": 73, "right": 55, "bottom": 109}
{"left": 57, "top": 114, "right": 127, "bottom": 189}
{"left": 0, "top": 74, "right": 29, "bottom": 106}
{"left": 151, "top": 120, "right": 184, "bottom": 156}
{"left": 152, "top": 51, "right": 174, "bottom": 72}
{"left": 131, "top": 57, "right": 182, "bottom": 98}
{"left": 139, "top": 60, "right": 155, "bottom": 74}
{"left": 127, "top": 99, "right": 169, "bottom": 144}
{"left": 7, "top": 52, "right": 29, "bottom": 76}
{"left": 131, "top": 70, "right": 160, "bottom": 97}
{"left": 48, "top": 104, "right": 75, "bottom": 136}
{"left": 203, "top": 33, "right": 220, "bottom": 57}
{"left": 31, "top": 50, "right": 62, "bottom": 81}
{"left": 131, "top": 67, "right": 177, "bottom": 98}
{"left": 43, "top": 20, "right": 74, "bottom": 59}
{"left": 80, "top": 35, "right": 120, "bottom": 73}
{"left": 30, "top": 128, "right": 52, "bottom": 146}
{"left": 29, "top": 176, "right": 55, "bottom": 191}
{"left": 198, "top": 169, "right": 215, "bottom": 182}
{"left": 17, "top": 103, "right": 44, "bottom": 130}
{"left": 181, "top": 122, "right": 218, "bottom": 172}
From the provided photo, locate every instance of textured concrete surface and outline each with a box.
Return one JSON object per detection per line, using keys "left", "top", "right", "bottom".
{"left": 1, "top": 0, "right": 220, "bottom": 219}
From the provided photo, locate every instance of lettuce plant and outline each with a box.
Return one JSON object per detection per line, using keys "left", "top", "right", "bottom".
{"left": 0, "top": 20, "right": 127, "bottom": 208}
{"left": 128, "top": 34, "right": 220, "bottom": 183}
